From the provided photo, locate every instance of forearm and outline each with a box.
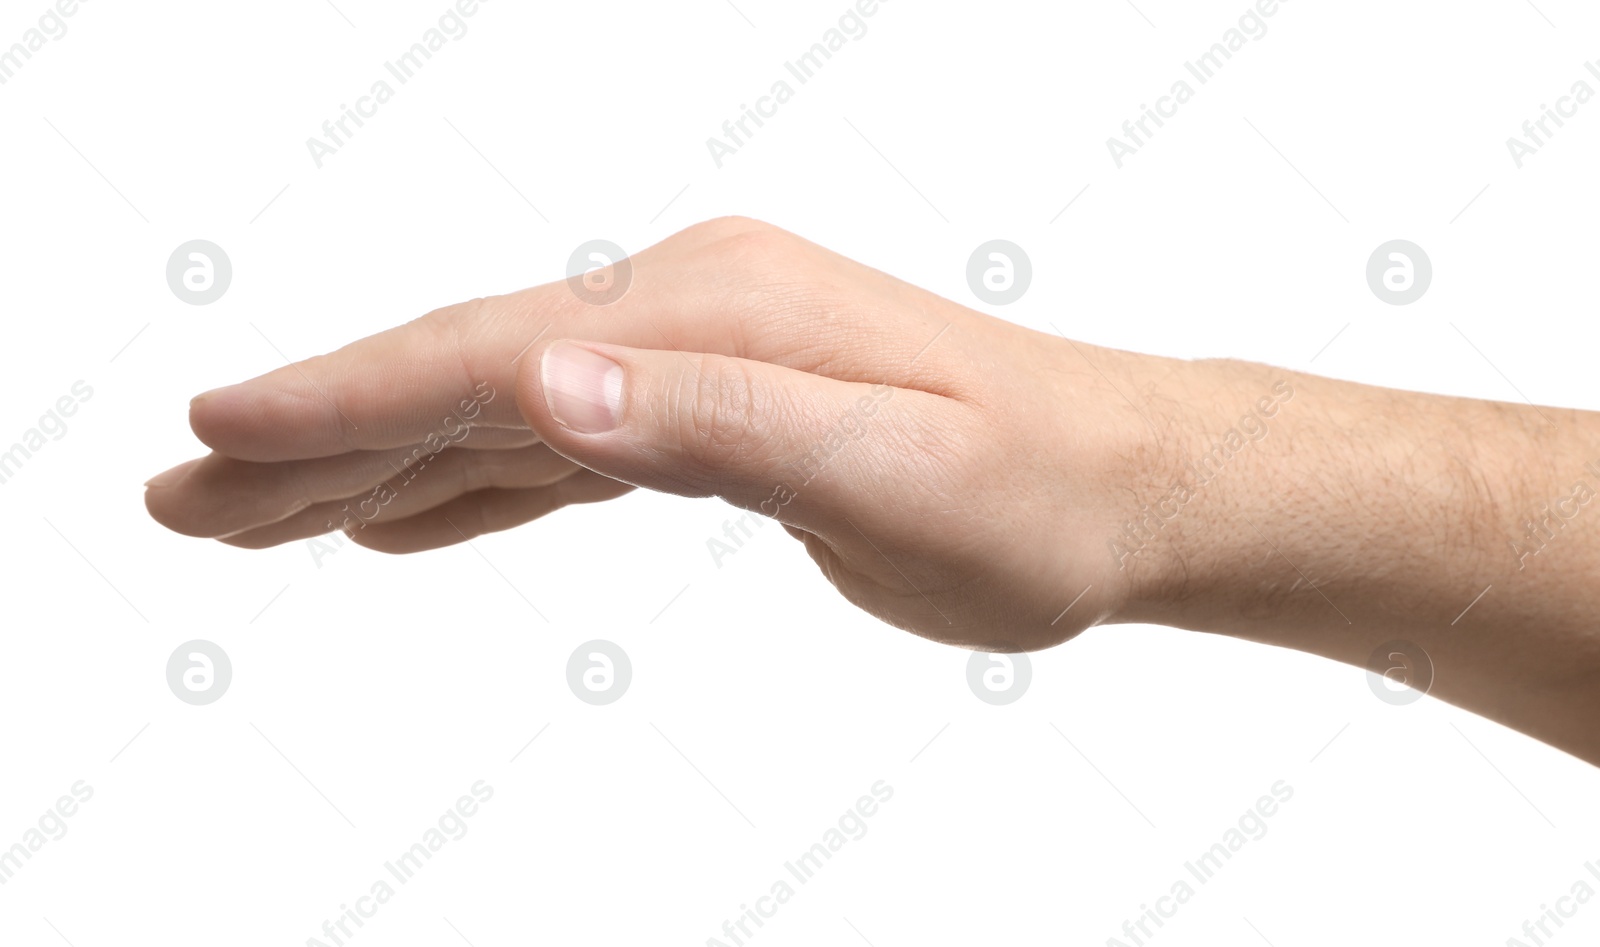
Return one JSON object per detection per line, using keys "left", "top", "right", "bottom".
{"left": 1112, "top": 354, "right": 1600, "bottom": 762}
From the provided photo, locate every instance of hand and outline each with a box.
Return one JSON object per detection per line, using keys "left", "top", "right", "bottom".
{"left": 143, "top": 217, "right": 1170, "bottom": 652}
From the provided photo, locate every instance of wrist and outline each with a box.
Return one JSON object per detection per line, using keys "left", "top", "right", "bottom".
{"left": 1102, "top": 356, "right": 1307, "bottom": 631}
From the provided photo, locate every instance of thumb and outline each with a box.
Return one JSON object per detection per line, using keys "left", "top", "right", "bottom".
{"left": 516, "top": 339, "right": 941, "bottom": 533}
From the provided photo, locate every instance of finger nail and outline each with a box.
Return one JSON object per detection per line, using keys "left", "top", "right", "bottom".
{"left": 145, "top": 458, "right": 203, "bottom": 489}
{"left": 190, "top": 383, "right": 240, "bottom": 408}
{"left": 541, "top": 342, "right": 624, "bottom": 434}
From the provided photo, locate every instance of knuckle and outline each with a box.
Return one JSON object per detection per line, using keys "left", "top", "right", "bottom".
{"left": 675, "top": 356, "right": 767, "bottom": 474}
{"left": 668, "top": 220, "right": 819, "bottom": 320}
{"left": 681, "top": 215, "right": 776, "bottom": 245}
{"left": 710, "top": 222, "right": 799, "bottom": 266}
{"left": 453, "top": 446, "right": 484, "bottom": 495}
{"left": 702, "top": 226, "right": 817, "bottom": 310}
{"left": 293, "top": 353, "right": 362, "bottom": 453}
{"left": 420, "top": 295, "right": 487, "bottom": 339}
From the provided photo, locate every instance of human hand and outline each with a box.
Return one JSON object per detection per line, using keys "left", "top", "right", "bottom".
{"left": 143, "top": 217, "right": 1183, "bottom": 652}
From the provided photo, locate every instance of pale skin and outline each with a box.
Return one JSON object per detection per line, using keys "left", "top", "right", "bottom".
{"left": 143, "top": 217, "right": 1600, "bottom": 764}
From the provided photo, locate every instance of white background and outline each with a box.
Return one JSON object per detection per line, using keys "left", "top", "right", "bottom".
{"left": 2, "top": 0, "right": 1598, "bottom": 944}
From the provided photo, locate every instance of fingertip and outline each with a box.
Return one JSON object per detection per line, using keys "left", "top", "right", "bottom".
{"left": 516, "top": 338, "right": 612, "bottom": 436}
{"left": 539, "top": 341, "right": 625, "bottom": 435}
{"left": 187, "top": 384, "right": 251, "bottom": 456}
{"left": 189, "top": 381, "right": 239, "bottom": 408}
{"left": 143, "top": 479, "right": 217, "bottom": 538}
{"left": 186, "top": 380, "right": 335, "bottom": 462}
{"left": 144, "top": 456, "right": 211, "bottom": 536}
{"left": 144, "top": 456, "right": 203, "bottom": 489}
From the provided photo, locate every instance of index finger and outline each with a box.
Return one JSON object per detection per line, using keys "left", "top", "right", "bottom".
{"left": 186, "top": 218, "right": 954, "bottom": 462}
{"left": 189, "top": 294, "right": 548, "bottom": 462}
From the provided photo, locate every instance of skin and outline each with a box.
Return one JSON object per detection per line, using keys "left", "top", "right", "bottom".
{"left": 143, "top": 217, "right": 1600, "bottom": 765}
